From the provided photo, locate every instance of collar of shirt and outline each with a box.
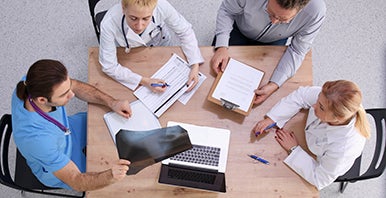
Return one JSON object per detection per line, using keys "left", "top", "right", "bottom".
{"left": 306, "top": 108, "right": 357, "bottom": 144}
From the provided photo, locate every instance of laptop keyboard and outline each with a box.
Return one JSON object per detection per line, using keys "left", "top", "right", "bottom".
{"left": 169, "top": 144, "right": 221, "bottom": 167}
{"left": 167, "top": 168, "right": 216, "bottom": 184}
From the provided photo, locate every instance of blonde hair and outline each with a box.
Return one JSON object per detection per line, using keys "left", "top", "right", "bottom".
{"left": 322, "top": 80, "right": 370, "bottom": 139}
{"left": 121, "top": 0, "right": 158, "bottom": 9}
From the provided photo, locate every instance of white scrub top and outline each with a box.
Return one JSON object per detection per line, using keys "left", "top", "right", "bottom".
{"left": 267, "top": 86, "right": 366, "bottom": 190}
{"left": 99, "top": 0, "right": 204, "bottom": 90}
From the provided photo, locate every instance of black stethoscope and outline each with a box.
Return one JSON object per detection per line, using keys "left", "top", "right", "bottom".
{"left": 121, "top": 15, "right": 165, "bottom": 53}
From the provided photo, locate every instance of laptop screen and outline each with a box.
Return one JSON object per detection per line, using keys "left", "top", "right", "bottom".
{"left": 162, "top": 121, "right": 231, "bottom": 173}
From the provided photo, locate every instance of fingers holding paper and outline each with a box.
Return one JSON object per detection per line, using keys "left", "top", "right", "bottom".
{"left": 253, "top": 82, "right": 279, "bottom": 105}
{"left": 111, "top": 159, "right": 131, "bottom": 182}
{"left": 110, "top": 99, "right": 132, "bottom": 118}
{"left": 210, "top": 47, "right": 230, "bottom": 74}
{"left": 186, "top": 63, "right": 200, "bottom": 92}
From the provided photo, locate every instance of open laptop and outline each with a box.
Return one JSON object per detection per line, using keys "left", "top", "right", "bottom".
{"left": 159, "top": 121, "right": 231, "bottom": 192}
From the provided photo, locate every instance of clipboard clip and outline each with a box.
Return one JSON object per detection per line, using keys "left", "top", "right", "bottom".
{"left": 220, "top": 98, "right": 240, "bottom": 110}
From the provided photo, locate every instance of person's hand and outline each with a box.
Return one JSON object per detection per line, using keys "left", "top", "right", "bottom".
{"left": 186, "top": 64, "right": 200, "bottom": 92}
{"left": 253, "top": 117, "right": 276, "bottom": 136}
{"left": 140, "top": 77, "right": 167, "bottom": 93}
{"left": 210, "top": 47, "right": 229, "bottom": 74}
{"left": 275, "top": 128, "right": 298, "bottom": 153}
{"left": 111, "top": 159, "right": 131, "bottom": 182}
{"left": 110, "top": 99, "right": 132, "bottom": 118}
{"left": 253, "top": 82, "right": 279, "bottom": 105}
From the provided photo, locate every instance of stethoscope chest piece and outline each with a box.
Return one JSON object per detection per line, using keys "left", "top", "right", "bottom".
{"left": 125, "top": 47, "right": 130, "bottom": 53}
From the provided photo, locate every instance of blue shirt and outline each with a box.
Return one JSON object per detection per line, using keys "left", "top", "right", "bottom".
{"left": 12, "top": 89, "right": 72, "bottom": 189}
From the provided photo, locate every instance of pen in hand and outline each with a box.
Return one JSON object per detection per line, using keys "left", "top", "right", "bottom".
{"left": 248, "top": 154, "right": 270, "bottom": 165}
{"left": 255, "top": 122, "right": 277, "bottom": 136}
{"left": 150, "top": 83, "right": 170, "bottom": 88}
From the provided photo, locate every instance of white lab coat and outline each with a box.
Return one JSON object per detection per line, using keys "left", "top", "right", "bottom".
{"left": 266, "top": 86, "right": 366, "bottom": 190}
{"left": 99, "top": 0, "right": 204, "bottom": 90}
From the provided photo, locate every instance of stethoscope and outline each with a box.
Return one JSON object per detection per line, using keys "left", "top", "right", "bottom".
{"left": 121, "top": 15, "right": 164, "bottom": 53}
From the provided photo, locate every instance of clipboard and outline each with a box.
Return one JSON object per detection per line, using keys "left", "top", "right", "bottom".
{"left": 207, "top": 58, "right": 264, "bottom": 116}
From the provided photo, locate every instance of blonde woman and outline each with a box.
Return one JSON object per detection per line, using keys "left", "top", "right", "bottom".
{"left": 253, "top": 80, "right": 370, "bottom": 190}
{"left": 99, "top": 0, "right": 203, "bottom": 92}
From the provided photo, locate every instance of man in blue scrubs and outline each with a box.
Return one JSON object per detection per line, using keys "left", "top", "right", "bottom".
{"left": 12, "top": 59, "right": 131, "bottom": 191}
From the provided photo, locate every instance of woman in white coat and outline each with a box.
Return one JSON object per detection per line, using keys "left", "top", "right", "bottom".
{"left": 99, "top": 0, "right": 204, "bottom": 92}
{"left": 253, "top": 80, "right": 370, "bottom": 190}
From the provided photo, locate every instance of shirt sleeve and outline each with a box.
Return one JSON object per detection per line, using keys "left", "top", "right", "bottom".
{"left": 159, "top": 0, "right": 204, "bottom": 65}
{"left": 270, "top": 8, "right": 326, "bottom": 86}
{"left": 26, "top": 135, "right": 71, "bottom": 173}
{"left": 267, "top": 86, "right": 320, "bottom": 128}
{"left": 284, "top": 144, "right": 347, "bottom": 190}
{"left": 214, "top": 0, "right": 246, "bottom": 48}
{"left": 99, "top": 12, "right": 142, "bottom": 91}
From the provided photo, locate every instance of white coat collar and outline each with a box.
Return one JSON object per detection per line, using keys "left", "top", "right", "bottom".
{"left": 306, "top": 108, "right": 357, "bottom": 143}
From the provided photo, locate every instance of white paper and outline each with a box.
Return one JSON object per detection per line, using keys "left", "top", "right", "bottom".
{"left": 134, "top": 54, "right": 193, "bottom": 117}
{"left": 103, "top": 100, "right": 161, "bottom": 143}
{"left": 178, "top": 72, "right": 206, "bottom": 105}
{"left": 212, "top": 58, "right": 264, "bottom": 112}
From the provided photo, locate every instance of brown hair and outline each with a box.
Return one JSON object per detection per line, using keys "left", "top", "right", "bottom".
{"left": 275, "top": 0, "right": 310, "bottom": 10}
{"left": 322, "top": 80, "right": 371, "bottom": 138}
{"left": 16, "top": 59, "right": 68, "bottom": 102}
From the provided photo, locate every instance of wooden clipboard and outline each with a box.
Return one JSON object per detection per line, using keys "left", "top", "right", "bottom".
{"left": 207, "top": 58, "right": 264, "bottom": 116}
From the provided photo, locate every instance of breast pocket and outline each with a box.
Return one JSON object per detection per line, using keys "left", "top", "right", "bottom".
{"left": 147, "top": 25, "right": 170, "bottom": 47}
{"left": 307, "top": 132, "right": 327, "bottom": 156}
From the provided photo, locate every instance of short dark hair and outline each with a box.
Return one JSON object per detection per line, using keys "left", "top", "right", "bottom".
{"left": 16, "top": 59, "right": 68, "bottom": 101}
{"left": 275, "top": 0, "right": 310, "bottom": 10}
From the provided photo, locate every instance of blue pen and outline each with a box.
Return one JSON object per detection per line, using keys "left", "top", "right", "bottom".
{"left": 248, "top": 154, "right": 270, "bottom": 165}
{"left": 255, "top": 122, "right": 277, "bottom": 136}
{"left": 150, "top": 83, "right": 170, "bottom": 87}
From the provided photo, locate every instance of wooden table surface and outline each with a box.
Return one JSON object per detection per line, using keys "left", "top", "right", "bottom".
{"left": 86, "top": 46, "right": 317, "bottom": 197}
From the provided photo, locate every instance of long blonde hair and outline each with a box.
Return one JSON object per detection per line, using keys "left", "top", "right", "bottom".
{"left": 121, "top": 0, "right": 158, "bottom": 9}
{"left": 322, "top": 80, "right": 370, "bottom": 139}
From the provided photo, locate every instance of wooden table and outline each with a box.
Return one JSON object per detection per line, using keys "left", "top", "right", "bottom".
{"left": 87, "top": 46, "right": 317, "bottom": 197}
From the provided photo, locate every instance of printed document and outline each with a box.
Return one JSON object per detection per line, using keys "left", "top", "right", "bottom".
{"left": 134, "top": 54, "right": 204, "bottom": 117}
{"left": 211, "top": 58, "right": 264, "bottom": 112}
{"left": 178, "top": 72, "right": 206, "bottom": 105}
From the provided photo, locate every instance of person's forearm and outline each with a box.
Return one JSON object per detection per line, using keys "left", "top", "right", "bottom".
{"left": 71, "top": 79, "right": 115, "bottom": 108}
{"left": 72, "top": 169, "right": 114, "bottom": 192}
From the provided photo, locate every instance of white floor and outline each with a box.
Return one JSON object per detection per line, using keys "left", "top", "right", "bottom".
{"left": 0, "top": 0, "right": 385, "bottom": 197}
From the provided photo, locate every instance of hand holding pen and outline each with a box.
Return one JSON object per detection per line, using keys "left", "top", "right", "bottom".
{"left": 150, "top": 83, "right": 170, "bottom": 88}
{"left": 150, "top": 82, "right": 169, "bottom": 93}
{"left": 143, "top": 77, "right": 168, "bottom": 93}
{"left": 253, "top": 117, "right": 277, "bottom": 137}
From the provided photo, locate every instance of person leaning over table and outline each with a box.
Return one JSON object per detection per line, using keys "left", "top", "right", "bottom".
{"left": 253, "top": 80, "right": 370, "bottom": 190}
{"left": 210, "top": 0, "right": 326, "bottom": 105}
{"left": 99, "top": 0, "right": 204, "bottom": 93}
{"left": 12, "top": 59, "right": 132, "bottom": 191}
